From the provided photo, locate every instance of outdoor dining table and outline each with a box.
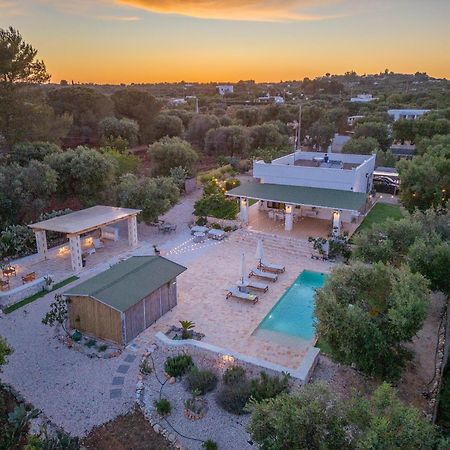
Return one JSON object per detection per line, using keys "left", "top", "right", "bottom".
{"left": 2, "top": 266, "right": 16, "bottom": 278}
{"left": 193, "top": 232, "right": 206, "bottom": 243}
{"left": 191, "top": 225, "right": 209, "bottom": 235}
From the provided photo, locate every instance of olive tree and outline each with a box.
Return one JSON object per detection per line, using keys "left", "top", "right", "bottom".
{"left": 148, "top": 136, "right": 198, "bottom": 177}
{"left": 315, "top": 262, "right": 429, "bottom": 380}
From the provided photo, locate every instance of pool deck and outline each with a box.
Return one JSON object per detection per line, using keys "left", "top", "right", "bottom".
{"left": 135, "top": 230, "right": 333, "bottom": 369}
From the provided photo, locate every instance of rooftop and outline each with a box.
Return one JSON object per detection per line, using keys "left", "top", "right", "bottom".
{"left": 64, "top": 256, "right": 187, "bottom": 312}
{"left": 227, "top": 183, "right": 367, "bottom": 212}
{"left": 29, "top": 205, "right": 141, "bottom": 234}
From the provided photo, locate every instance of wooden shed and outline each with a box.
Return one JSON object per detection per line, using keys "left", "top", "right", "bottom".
{"left": 64, "top": 256, "right": 186, "bottom": 345}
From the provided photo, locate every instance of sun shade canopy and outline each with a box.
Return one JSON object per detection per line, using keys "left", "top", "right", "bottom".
{"left": 29, "top": 205, "right": 141, "bottom": 234}
{"left": 227, "top": 183, "right": 367, "bottom": 212}
{"left": 64, "top": 256, "right": 186, "bottom": 312}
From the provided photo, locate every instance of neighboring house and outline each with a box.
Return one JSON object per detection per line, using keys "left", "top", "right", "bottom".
{"left": 329, "top": 134, "right": 351, "bottom": 153}
{"left": 217, "top": 85, "right": 234, "bottom": 96}
{"left": 350, "top": 93, "right": 378, "bottom": 103}
{"left": 64, "top": 256, "right": 186, "bottom": 345}
{"left": 387, "top": 109, "right": 430, "bottom": 121}
{"left": 347, "top": 115, "right": 364, "bottom": 126}
{"left": 227, "top": 151, "right": 375, "bottom": 237}
{"left": 257, "top": 94, "right": 285, "bottom": 104}
{"left": 390, "top": 143, "right": 416, "bottom": 158}
{"left": 169, "top": 98, "right": 187, "bottom": 106}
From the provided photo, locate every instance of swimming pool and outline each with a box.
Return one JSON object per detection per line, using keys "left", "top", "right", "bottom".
{"left": 255, "top": 270, "right": 326, "bottom": 342}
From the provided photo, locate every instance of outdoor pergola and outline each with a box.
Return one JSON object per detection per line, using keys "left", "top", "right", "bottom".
{"left": 29, "top": 206, "right": 142, "bottom": 272}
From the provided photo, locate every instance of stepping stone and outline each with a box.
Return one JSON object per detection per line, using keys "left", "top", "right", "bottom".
{"left": 124, "top": 354, "right": 136, "bottom": 363}
{"left": 117, "top": 364, "right": 130, "bottom": 374}
{"left": 112, "top": 376, "right": 125, "bottom": 386}
{"left": 110, "top": 389, "right": 122, "bottom": 399}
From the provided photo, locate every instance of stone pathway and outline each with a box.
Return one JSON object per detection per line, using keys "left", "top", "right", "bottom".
{"left": 109, "top": 353, "right": 137, "bottom": 400}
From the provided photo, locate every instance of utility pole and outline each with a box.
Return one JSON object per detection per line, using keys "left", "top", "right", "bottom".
{"left": 296, "top": 103, "right": 302, "bottom": 151}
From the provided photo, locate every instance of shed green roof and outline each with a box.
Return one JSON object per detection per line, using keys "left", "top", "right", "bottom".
{"left": 227, "top": 183, "right": 367, "bottom": 212}
{"left": 64, "top": 256, "right": 186, "bottom": 312}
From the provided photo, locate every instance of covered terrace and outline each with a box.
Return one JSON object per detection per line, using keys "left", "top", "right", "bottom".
{"left": 29, "top": 206, "right": 141, "bottom": 272}
{"left": 227, "top": 183, "right": 369, "bottom": 238}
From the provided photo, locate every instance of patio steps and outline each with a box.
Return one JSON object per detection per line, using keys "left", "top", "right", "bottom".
{"left": 231, "top": 229, "right": 313, "bottom": 258}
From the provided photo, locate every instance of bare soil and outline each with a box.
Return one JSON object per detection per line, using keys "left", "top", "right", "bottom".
{"left": 82, "top": 408, "right": 174, "bottom": 450}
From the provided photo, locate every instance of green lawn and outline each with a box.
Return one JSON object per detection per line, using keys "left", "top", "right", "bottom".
{"left": 355, "top": 203, "right": 403, "bottom": 235}
{"left": 4, "top": 275, "right": 79, "bottom": 314}
{"left": 315, "top": 338, "right": 333, "bottom": 355}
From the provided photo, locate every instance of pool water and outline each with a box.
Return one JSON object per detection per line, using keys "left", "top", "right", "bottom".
{"left": 256, "top": 270, "right": 326, "bottom": 342}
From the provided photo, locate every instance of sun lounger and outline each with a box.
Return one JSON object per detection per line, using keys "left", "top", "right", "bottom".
{"left": 249, "top": 268, "right": 278, "bottom": 282}
{"left": 226, "top": 287, "right": 258, "bottom": 304}
{"left": 258, "top": 259, "right": 285, "bottom": 274}
{"left": 242, "top": 278, "right": 269, "bottom": 292}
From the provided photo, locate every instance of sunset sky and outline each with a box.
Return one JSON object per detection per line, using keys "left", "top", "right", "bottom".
{"left": 1, "top": 0, "right": 450, "bottom": 83}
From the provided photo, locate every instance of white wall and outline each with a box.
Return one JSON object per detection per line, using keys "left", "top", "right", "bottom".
{"left": 254, "top": 152, "right": 375, "bottom": 193}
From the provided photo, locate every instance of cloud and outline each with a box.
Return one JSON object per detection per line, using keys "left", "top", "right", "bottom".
{"left": 0, "top": 0, "right": 25, "bottom": 17}
{"left": 98, "top": 14, "right": 140, "bottom": 21}
{"left": 115, "top": 0, "right": 345, "bottom": 22}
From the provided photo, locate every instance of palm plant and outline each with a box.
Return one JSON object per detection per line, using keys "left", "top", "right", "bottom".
{"left": 179, "top": 320, "right": 195, "bottom": 339}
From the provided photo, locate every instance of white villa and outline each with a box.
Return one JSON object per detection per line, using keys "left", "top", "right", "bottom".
{"left": 350, "top": 93, "right": 378, "bottom": 103}
{"left": 217, "top": 85, "right": 234, "bottom": 96}
{"left": 227, "top": 151, "right": 375, "bottom": 238}
{"left": 387, "top": 108, "right": 430, "bottom": 121}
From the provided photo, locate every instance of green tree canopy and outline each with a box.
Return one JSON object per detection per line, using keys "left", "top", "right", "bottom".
{"left": 99, "top": 116, "right": 139, "bottom": 148}
{"left": 249, "top": 123, "right": 287, "bottom": 151}
{"left": 186, "top": 114, "right": 220, "bottom": 149}
{"left": 315, "top": 262, "right": 429, "bottom": 380}
{"left": 116, "top": 173, "right": 179, "bottom": 223}
{"left": 309, "top": 119, "right": 335, "bottom": 151}
{"left": 342, "top": 136, "right": 379, "bottom": 154}
{"left": 111, "top": 88, "right": 161, "bottom": 143}
{"left": 354, "top": 121, "right": 392, "bottom": 151}
{"left": 0, "top": 336, "right": 12, "bottom": 371}
{"left": 152, "top": 113, "right": 184, "bottom": 141}
{"left": 45, "top": 146, "right": 117, "bottom": 205}
{"left": 205, "top": 125, "right": 251, "bottom": 157}
{"left": 235, "top": 107, "right": 260, "bottom": 126}
{"left": 397, "top": 153, "right": 449, "bottom": 212}
{"left": 148, "top": 136, "right": 198, "bottom": 177}
{"left": 10, "top": 141, "right": 62, "bottom": 165}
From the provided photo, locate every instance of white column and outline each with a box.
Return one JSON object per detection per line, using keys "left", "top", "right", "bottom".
{"left": 68, "top": 234, "right": 83, "bottom": 272}
{"left": 127, "top": 215, "right": 138, "bottom": 248}
{"left": 34, "top": 230, "right": 48, "bottom": 260}
{"left": 332, "top": 211, "right": 341, "bottom": 237}
{"left": 239, "top": 198, "right": 249, "bottom": 224}
{"left": 285, "top": 204, "right": 293, "bottom": 231}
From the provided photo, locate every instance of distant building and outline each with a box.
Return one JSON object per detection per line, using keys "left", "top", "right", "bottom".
{"left": 350, "top": 93, "right": 378, "bottom": 103}
{"left": 217, "top": 85, "right": 234, "bottom": 96}
{"left": 390, "top": 143, "right": 416, "bottom": 158}
{"left": 347, "top": 115, "right": 365, "bottom": 126}
{"left": 169, "top": 98, "right": 187, "bottom": 106}
{"left": 329, "top": 134, "right": 351, "bottom": 153}
{"left": 257, "top": 94, "right": 285, "bottom": 104}
{"left": 387, "top": 109, "right": 430, "bottom": 121}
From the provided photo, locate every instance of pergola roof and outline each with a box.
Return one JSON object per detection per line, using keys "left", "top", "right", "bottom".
{"left": 227, "top": 183, "right": 367, "bottom": 212}
{"left": 29, "top": 205, "right": 141, "bottom": 235}
{"left": 64, "top": 256, "right": 187, "bottom": 312}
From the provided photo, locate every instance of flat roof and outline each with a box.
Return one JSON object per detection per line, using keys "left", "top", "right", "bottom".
{"left": 64, "top": 256, "right": 187, "bottom": 312}
{"left": 29, "top": 205, "right": 141, "bottom": 234}
{"left": 227, "top": 183, "right": 367, "bottom": 212}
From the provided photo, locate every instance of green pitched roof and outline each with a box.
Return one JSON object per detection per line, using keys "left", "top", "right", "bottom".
{"left": 227, "top": 183, "right": 367, "bottom": 212}
{"left": 64, "top": 256, "right": 186, "bottom": 312}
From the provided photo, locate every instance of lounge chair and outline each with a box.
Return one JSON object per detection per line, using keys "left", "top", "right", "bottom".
{"left": 226, "top": 287, "right": 258, "bottom": 304}
{"left": 22, "top": 272, "right": 36, "bottom": 284}
{"left": 249, "top": 268, "right": 278, "bottom": 282}
{"left": 258, "top": 259, "right": 285, "bottom": 274}
{"left": 242, "top": 278, "right": 269, "bottom": 292}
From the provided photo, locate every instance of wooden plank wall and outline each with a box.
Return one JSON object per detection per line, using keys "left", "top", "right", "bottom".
{"left": 124, "top": 280, "right": 178, "bottom": 343}
{"left": 68, "top": 296, "right": 123, "bottom": 344}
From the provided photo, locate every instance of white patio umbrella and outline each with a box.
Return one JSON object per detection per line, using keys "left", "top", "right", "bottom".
{"left": 239, "top": 253, "right": 246, "bottom": 285}
{"left": 256, "top": 239, "right": 265, "bottom": 264}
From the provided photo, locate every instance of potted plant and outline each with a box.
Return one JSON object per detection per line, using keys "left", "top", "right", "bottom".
{"left": 43, "top": 275, "right": 54, "bottom": 291}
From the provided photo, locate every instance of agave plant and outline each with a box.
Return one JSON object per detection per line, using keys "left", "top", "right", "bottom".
{"left": 179, "top": 320, "right": 195, "bottom": 339}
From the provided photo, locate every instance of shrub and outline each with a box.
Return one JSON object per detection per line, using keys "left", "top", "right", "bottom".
{"left": 185, "top": 367, "right": 218, "bottom": 394}
{"left": 224, "top": 178, "right": 240, "bottom": 191}
{"left": 154, "top": 398, "right": 171, "bottom": 416}
{"left": 164, "top": 354, "right": 193, "bottom": 377}
{"left": 223, "top": 226, "right": 232, "bottom": 232}
{"left": 84, "top": 339, "right": 96, "bottom": 348}
{"left": 139, "top": 358, "right": 153, "bottom": 375}
{"left": 196, "top": 216, "right": 207, "bottom": 226}
{"left": 202, "top": 439, "right": 218, "bottom": 450}
{"left": 250, "top": 372, "right": 290, "bottom": 402}
{"left": 216, "top": 381, "right": 252, "bottom": 415}
{"left": 98, "top": 344, "right": 108, "bottom": 352}
{"left": 223, "top": 365, "right": 246, "bottom": 385}
{"left": 211, "top": 223, "right": 222, "bottom": 230}
{"left": 193, "top": 192, "right": 239, "bottom": 220}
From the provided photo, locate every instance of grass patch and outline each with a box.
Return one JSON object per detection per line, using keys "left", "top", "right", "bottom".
{"left": 355, "top": 203, "right": 403, "bottom": 235}
{"left": 3, "top": 275, "right": 79, "bottom": 314}
{"left": 316, "top": 338, "right": 333, "bottom": 355}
